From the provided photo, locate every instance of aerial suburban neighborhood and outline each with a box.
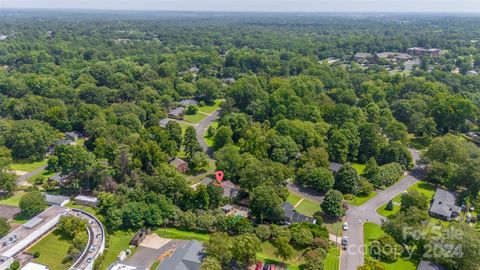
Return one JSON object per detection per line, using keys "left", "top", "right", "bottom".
{"left": 0, "top": 3, "right": 480, "bottom": 270}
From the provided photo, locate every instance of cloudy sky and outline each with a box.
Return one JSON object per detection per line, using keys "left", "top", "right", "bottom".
{"left": 1, "top": 0, "right": 479, "bottom": 13}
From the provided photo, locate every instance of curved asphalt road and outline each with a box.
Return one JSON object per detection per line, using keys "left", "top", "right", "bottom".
{"left": 340, "top": 149, "right": 423, "bottom": 270}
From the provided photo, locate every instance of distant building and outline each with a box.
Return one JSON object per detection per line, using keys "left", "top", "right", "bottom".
{"left": 354, "top": 52, "right": 372, "bottom": 62}
{"left": 199, "top": 177, "right": 213, "bottom": 186}
{"left": 159, "top": 118, "right": 173, "bottom": 128}
{"left": 407, "top": 47, "right": 441, "bottom": 57}
{"left": 466, "top": 70, "right": 478, "bottom": 75}
{"left": 44, "top": 194, "right": 70, "bottom": 207}
{"left": 156, "top": 240, "right": 204, "bottom": 270}
{"left": 416, "top": 260, "right": 444, "bottom": 270}
{"left": 20, "top": 262, "right": 49, "bottom": 270}
{"left": 429, "top": 188, "right": 461, "bottom": 221}
{"left": 74, "top": 195, "right": 98, "bottom": 208}
{"left": 64, "top": 131, "right": 81, "bottom": 141}
{"left": 222, "top": 204, "right": 234, "bottom": 214}
{"left": 375, "top": 52, "right": 412, "bottom": 62}
{"left": 222, "top": 78, "right": 235, "bottom": 84}
{"left": 179, "top": 99, "right": 198, "bottom": 107}
{"left": 168, "top": 107, "right": 185, "bottom": 120}
{"left": 221, "top": 181, "right": 240, "bottom": 199}
{"left": 188, "top": 67, "right": 200, "bottom": 73}
{"left": 48, "top": 173, "right": 68, "bottom": 186}
{"left": 282, "top": 202, "right": 317, "bottom": 225}
{"left": 169, "top": 157, "right": 188, "bottom": 173}
{"left": 329, "top": 162, "right": 343, "bottom": 174}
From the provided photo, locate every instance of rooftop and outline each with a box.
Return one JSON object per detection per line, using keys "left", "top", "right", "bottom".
{"left": 74, "top": 195, "right": 98, "bottom": 203}
{"left": 168, "top": 107, "right": 185, "bottom": 117}
{"left": 429, "top": 188, "right": 461, "bottom": 219}
{"left": 44, "top": 194, "right": 70, "bottom": 206}
{"left": 156, "top": 240, "right": 204, "bottom": 270}
{"left": 20, "top": 262, "right": 49, "bottom": 270}
{"left": 179, "top": 99, "right": 198, "bottom": 107}
{"left": 169, "top": 157, "right": 188, "bottom": 167}
{"left": 417, "top": 260, "right": 444, "bottom": 270}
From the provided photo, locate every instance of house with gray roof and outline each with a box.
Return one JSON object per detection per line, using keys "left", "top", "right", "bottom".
{"left": 168, "top": 107, "right": 185, "bottom": 120}
{"left": 44, "top": 194, "right": 70, "bottom": 207}
{"left": 159, "top": 118, "right": 173, "bottom": 128}
{"left": 417, "top": 260, "right": 443, "bottom": 270}
{"left": 329, "top": 162, "right": 343, "bottom": 174}
{"left": 179, "top": 99, "right": 198, "bottom": 107}
{"left": 429, "top": 188, "right": 461, "bottom": 221}
{"left": 282, "top": 202, "right": 317, "bottom": 225}
{"left": 156, "top": 240, "right": 204, "bottom": 270}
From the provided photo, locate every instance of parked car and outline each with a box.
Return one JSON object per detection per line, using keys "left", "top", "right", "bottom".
{"left": 342, "top": 236, "right": 348, "bottom": 249}
{"left": 255, "top": 262, "right": 263, "bottom": 270}
{"left": 262, "top": 264, "right": 270, "bottom": 270}
{"left": 270, "top": 265, "right": 276, "bottom": 270}
{"left": 342, "top": 222, "right": 349, "bottom": 231}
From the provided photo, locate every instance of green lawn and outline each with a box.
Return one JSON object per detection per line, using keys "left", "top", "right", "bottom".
{"left": 155, "top": 228, "right": 210, "bottom": 242}
{"left": 377, "top": 181, "right": 435, "bottom": 218}
{"left": 10, "top": 159, "right": 48, "bottom": 172}
{"left": 204, "top": 136, "right": 214, "bottom": 147}
{"left": 257, "top": 241, "right": 303, "bottom": 270}
{"left": 287, "top": 192, "right": 302, "bottom": 206}
{"left": 66, "top": 201, "right": 97, "bottom": 215}
{"left": 364, "top": 223, "right": 417, "bottom": 270}
{"left": 349, "top": 191, "right": 377, "bottom": 206}
{"left": 97, "top": 231, "right": 136, "bottom": 270}
{"left": 295, "top": 197, "right": 321, "bottom": 217}
{"left": 29, "top": 170, "right": 56, "bottom": 184}
{"left": 183, "top": 112, "right": 207, "bottom": 124}
{"left": 0, "top": 191, "right": 25, "bottom": 206}
{"left": 198, "top": 100, "right": 222, "bottom": 114}
{"left": 325, "top": 246, "right": 340, "bottom": 270}
{"left": 352, "top": 163, "right": 366, "bottom": 174}
{"left": 28, "top": 230, "right": 73, "bottom": 270}
{"left": 407, "top": 135, "right": 431, "bottom": 150}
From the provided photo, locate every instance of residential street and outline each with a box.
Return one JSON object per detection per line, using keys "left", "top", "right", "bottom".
{"left": 340, "top": 149, "right": 423, "bottom": 270}
{"left": 195, "top": 109, "right": 220, "bottom": 159}
{"left": 16, "top": 164, "right": 47, "bottom": 186}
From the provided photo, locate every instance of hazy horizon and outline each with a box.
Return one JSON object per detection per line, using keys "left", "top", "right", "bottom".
{"left": 2, "top": 0, "right": 479, "bottom": 13}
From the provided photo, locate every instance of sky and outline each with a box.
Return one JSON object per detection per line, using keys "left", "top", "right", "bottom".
{"left": 1, "top": 0, "right": 479, "bottom": 13}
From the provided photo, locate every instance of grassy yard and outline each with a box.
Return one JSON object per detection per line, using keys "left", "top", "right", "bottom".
{"left": 352, "top": 163, "right": 366, "bottom": 174}
{"left": 407, "top": 135, "right": 431, "bottom": 150}
{"left": 183, "top": 112, "right": 207, "bottom": 124}
{"left": 0, "top": 191, "right": 25, "bottom": 207}
{"left": 364, "top": 223, "right": 417, "bottom": 270}
{"left": 28, "top": 230, "right": 73, "bottom": 270}
{"left": 348, "top": 191, "right": 377, "bottom": 206}
{"left": 287, "top": 192, "right": 302, "bottom": 206}
{"left": 29, "top": 170, "right": 56, "bottom": 184}
{"left": 257, "top": 241, "right": 303, "bottom": 270}
{"left": 155, "top": 228, "right": 210, "bottom": 242}
{"left": 97, "top": 231, "right": 137, "bottom": 270}
{"left": 198, "top": 99, "right": 222, "bottom": 114}
{"left": 377, "top": 181, "right": 435, "bottom": 218}
{"left": 325, "top": 246, "right": 340, "bottom": 270}
{"left": 295, "top": 197, "right": 321, "bottom": 217}
{"left": 66, "top": 201, "right": 97, "bottom": 215}
{"left": 10, "top": 159, "right": 48, "bottom": 172}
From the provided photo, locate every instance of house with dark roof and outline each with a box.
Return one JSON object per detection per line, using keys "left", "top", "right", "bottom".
{"left": 156, "top": 240, "right": 204, "bottom": 270}
{"left": 417, "top": 260, "right": 443, "bottom": 270}
{"left": 179, "top": 99, "right": 198, "bottom": 107}
{"left": 44, "top": 194, "right": 70, "bottom": 207}
{"left": 168, "top": 107, "right": 185, "bottom": 120}
{"left": 169, "top": 157, "right": 188, "bottom": 173}
{"left": 429, "top": 188, "right": 461, "bottom": 221}
{"left": 282, "top": 202, "right": 317, "bottom": 225}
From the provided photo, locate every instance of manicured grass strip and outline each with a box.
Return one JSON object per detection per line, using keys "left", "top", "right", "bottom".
{"left": 10, "top": 159, "right": 48, "bottom": 172}
{"left": 66, "top": 201, "right": 97, "bottom": 215}
{"left": 377, "top": 204, "right": 401, "bottom": 218}
{"left": 295, "top": 197, "right": 321, "bottom": 217}
{"left": 155, "top": 228, "right": 210, "bottom": 242}
{"left": 198, "top": 100, "right": 222, "bottom": 114}
{"left": 0, "top": 191, "right": 25, "bottom": 207}
{"left": 98, "top": 231, "right": 136, "bottom": 270}
{"left": 287, "top": 192, "right": 302, "bottom": 206}
{"left": 183, "top": 113, "right": 207, "bottom": 124}
{"left": 325, "top": 246, "right": 340, "bottom": 270}
{"left": 28, "top": 230, "right": 73, "bottom": 270}
{"left": 349, "top": 191, "right": 377, "bottom": 206}
{"left": 364, "top": 223, "right": 417, "bottom": 270}
{"left": 352, "top": 163, "right": 366, "bottom": 174}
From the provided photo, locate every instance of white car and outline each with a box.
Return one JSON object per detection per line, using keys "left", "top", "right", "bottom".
{"left": 341, "top": 236, "right": 348, "bottom": 249}
{"left": 342, "top": 222, "right": 349, "bottom": 231}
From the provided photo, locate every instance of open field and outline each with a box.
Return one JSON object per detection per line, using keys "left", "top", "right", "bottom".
{"left": 287, "top": 192, "right": 302, "bottom": 206}
{"left": 183, "top": 112, "right": 207, "bottom": 123}
{"left": 198, "top": 100, "right": 222, "bottom": 114}
{"left": 0, "top": 191, "right": 25, "bottom": 207}
{"left": 28, "top": 230, "right": 73, "bottom": 270}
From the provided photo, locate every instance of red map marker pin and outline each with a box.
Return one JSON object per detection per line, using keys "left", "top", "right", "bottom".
{"left": 214, "top": 171, "right": 224, "bottom": 186}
